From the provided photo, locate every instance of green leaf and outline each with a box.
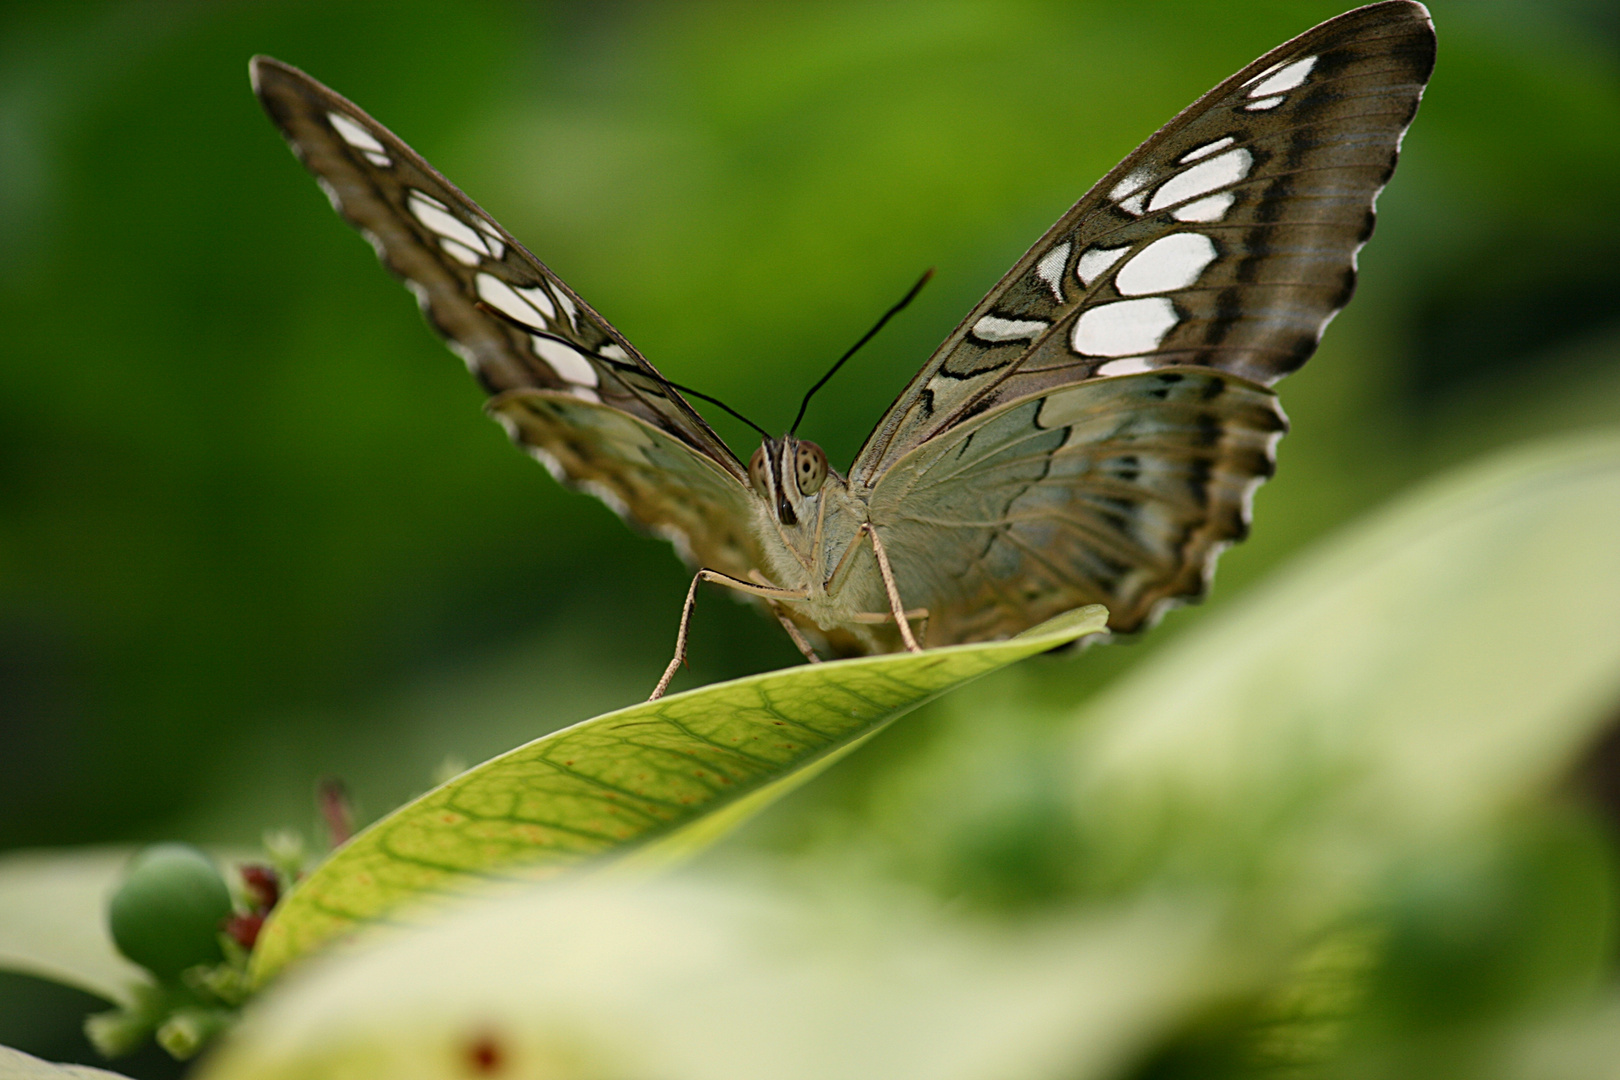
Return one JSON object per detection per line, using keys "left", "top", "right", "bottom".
{"left": 0, "top": 849, "right": 152, "bottom": 1007}
{"left": 1063, "top": 433, "right": 1620, "bottom": 910}
{"left": 0, "top": 1045, "right": 134, "bottom": 1080}
{"left": 248, "top": 606, "right": 1107, "bottom": 984}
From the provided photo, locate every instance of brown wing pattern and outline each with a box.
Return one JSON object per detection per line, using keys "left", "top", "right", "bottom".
{"left": 489, "top": 391, "right": 765, "bottom": 582}
{"left": 250, "top": 57, "right": 746, "bottom": 487}
{"left": 870, "top": 370, "right": 1288, "bottom": 638}
{"left": 853, "top": 1, "right": 1434, "bottom": 488}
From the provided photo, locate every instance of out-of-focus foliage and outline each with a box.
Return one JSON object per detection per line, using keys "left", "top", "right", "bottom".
{"left": 0, "top": 1045, "right": 131, "bottom": 1080}
{"left": 2, "top": 0, "right": 1618, "bottom": 1074}
{"left": 0, "top": 849, "right": 149, "bottom": 1007}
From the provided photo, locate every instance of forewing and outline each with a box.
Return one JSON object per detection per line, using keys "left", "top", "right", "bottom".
{"left": 250, "top": 56, "right": 747, "bottom": 487}
{"left": 490, "top": 391, "right": 765, "bottom": 582}
{"left": 853, "top": 1, "right": 1433, "bottom": 486}
{"left": 869, "top": 370, "right": 1287, "bottom": 637}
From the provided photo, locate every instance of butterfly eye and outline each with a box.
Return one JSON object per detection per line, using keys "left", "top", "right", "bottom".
{"left": 749, "top": 446, "right": 770, "bottom": 497}
{"left": 795, "top": 442, "right": 827, "bottom": 496}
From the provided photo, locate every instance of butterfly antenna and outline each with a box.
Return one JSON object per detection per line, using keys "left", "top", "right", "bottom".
{"left": 790, "top": 268, "right": 933, "bottom": 436}
{"left": 475, "top": 301, "right": 771, "bottom": 440}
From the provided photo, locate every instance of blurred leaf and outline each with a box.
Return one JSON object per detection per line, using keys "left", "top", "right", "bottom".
{"left": 1064, "top": 432, "right": 1620, "bottom": 918}
{"left": 1497, "top": 989, "right": 1620, "bottom": 1080}
{"left": 0, "top": 1044, "right": 132, "bottom": 1079}
{"left": 0, "top": 849, "right": 149, "bottom": 1008}
{"left": 249, "top": 606, "right": 1107, "bottom": 984}
{"left": 207, "top": 877, "right": 1218, "bottom": 1080}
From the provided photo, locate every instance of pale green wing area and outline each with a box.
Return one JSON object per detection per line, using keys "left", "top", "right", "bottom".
{"left": 0, "top": 1045, "right": 133, "bottom": 1080}
{"left": 0, "top": 848, "right": 151, "bottom": 1007}
{"left": 248, "top": 605, "right": 1107, "bottom": 984}
{"left": 869, "top": 368, "right": 1284, "bottom": 639}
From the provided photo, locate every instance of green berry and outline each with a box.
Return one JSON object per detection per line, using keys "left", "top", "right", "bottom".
{"left": 108, "top": 843, "right": 232, "bottom": 980}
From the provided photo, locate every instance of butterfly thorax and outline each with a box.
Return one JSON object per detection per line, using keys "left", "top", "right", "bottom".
{"left": 745, "top": 434, "right": 898, "bottom": 648}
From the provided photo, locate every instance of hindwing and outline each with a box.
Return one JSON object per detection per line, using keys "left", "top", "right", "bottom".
{"left": 490, "top": 391, "right": 764, "bottom": 582}
{"left": 870, "top": 369, "right": 1287, "bottom": 637}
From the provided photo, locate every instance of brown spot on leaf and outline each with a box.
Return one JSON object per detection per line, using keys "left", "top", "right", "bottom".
{"left": 463, "top": 1030, "right": 506, "bottom": 1074}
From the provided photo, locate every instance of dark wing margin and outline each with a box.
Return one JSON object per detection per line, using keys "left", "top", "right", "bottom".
{"left": 851, "top": 1, "right": 1435, "bottom": 487}
{"left": 249, "top": 56, "right": 747, "bottom": 485}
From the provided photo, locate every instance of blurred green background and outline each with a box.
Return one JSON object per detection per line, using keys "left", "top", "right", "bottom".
{"left": 1, "top": 0, "right": 1617, "bottom": 861}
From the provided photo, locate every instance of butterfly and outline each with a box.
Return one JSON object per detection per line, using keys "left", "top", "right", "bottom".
{"left": 252, "top": 2, "right": 1434, "bottom": 697}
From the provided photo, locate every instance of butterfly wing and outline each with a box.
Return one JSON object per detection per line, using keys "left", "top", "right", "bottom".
{"left": 869, "top": 369, "right": 1285, "bottom": 637}
{"left": 251, "top": 57, "right": 762, "bottom": 579}
{"left": 490, "top": 391, "right": 766, "bottom": 576}
{"left": 858, "top": 1, "right": 1433, "bottom": 635}
{"left": 853, "top": 1, "right": 1434, "bottom": 486}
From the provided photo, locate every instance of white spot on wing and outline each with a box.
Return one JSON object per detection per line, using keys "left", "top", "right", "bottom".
{"left": 444, "top": 335, "right": 481, "bottom": 374}
{"left": 570, "top": 386, "right": 602, "bottom": 404}
{"left": 408, "top": 190, "right": 449, "bottom": 211}
{"left": 1071, "top": 297, "right": 1178, "bottom": 357}
{"left": 531, "top": 335, "right": 600, "bottom": 386}
{"left": 1096, "top": 357, "right": 1157, "bottom": 376}
{"left": 1109, "top": 167, "right": 1153, "bottom": 203}
{"left": 1035, "top": 242, "right": 1070, "bottom": 302}
{"left": 1148, "top": 148, "right": 1252, "bottom": 213}
{"left": 1114, "top": 233, "right": 1217, "bottom": 296}
{"left": 408, "top": 192, "right": 490, "bottom": 255}
{"left": 315, "top": 176, "right": 343, "bottom": 213}
{"left": 475, "top": 224, "right": 505, "bottom": 260}
{"left": 1247, "top": 55, "right": 1316, "bottom": 97}
{"left": 598, "top": 343, "right": 629, "bottom": 361}
{"left": 327, "top": 112, "right": 385, "bottom": 154}
{"left": 1076, "top": 245, "right": 1129, "bottom": 286}
{"left": 439, "top": 237, "right": 482, "bottom": 265}
{"left": 1173, "top": 192, "right": 1235, "bottom": 222}
{"left": 1180, "top": 137, "right": 1235, "bottom": 164}
{"left": 363, "top": 150, "right": 392, "bottom": 168}
{"left": 972, "top": 315, "right": 1049, "bottom": 343}
{"left": 553, "top": 290, "right": 579, "bottom": 330}
{"left": 515, "top": 285, "right": 555, "bottom": 321}
{"left": 477, "top": 272, "right": 545, "bottom": 330}
{"left": 1244, "top": 95, "right": 1285, "bottom": 111}
{"left": 1118, "top": 191, "right": 1148, "bottom": 216}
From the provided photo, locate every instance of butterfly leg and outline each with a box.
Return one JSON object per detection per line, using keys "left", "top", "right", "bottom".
{"left": 858, "top": 523, "right": 922, "bottom": 653}
{"left": 651, "top": 569, "right": 810, "bottom": 700}
{"left": 771, "top": 608, "right": 822, "bottom": 664}
{"left": 749, "top": 570, "right": 822, "bottom": 664}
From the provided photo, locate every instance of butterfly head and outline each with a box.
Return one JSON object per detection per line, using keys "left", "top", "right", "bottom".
{"left": 749, "top": 436, "right": 833, "bottom": 527}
